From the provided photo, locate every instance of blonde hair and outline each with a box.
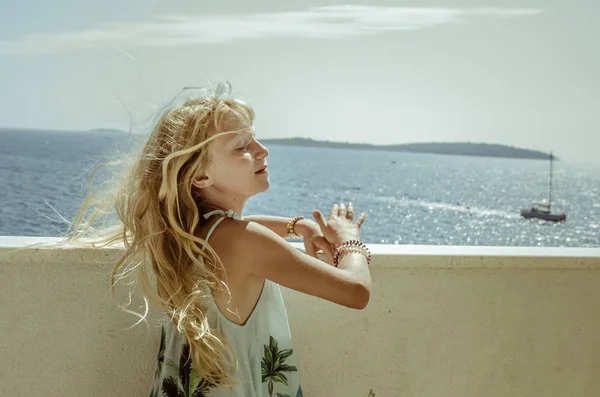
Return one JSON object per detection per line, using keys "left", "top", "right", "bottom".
{"left": 49, "top": 82, "right": 255, "bottom": 387}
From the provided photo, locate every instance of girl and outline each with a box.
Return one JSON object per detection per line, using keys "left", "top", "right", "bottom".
{"left": 61, "top": 83, "right": 371, "bottom": 397}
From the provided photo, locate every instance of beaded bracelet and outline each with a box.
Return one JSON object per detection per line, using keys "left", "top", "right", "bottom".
{"left": 286, "top": 216, "right": 305, "bottom": 239}
{"left": 333, "top": 239, "right": 371, "bottom": 267}
{"left": 334, "top": 247, "right": 371, "bottom": 267}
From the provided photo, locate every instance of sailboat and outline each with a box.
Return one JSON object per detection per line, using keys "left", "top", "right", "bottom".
{"left": 520, "top": 151, "right": 566, "bottom": 222}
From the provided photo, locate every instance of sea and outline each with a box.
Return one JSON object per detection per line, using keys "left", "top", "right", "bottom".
{"left": 1, "top": 128, "right": 599, "bottom": 247}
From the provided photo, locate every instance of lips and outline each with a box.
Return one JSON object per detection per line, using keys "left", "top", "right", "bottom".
{"left": 255, "top": 165, "right": 268, "bottom": 173}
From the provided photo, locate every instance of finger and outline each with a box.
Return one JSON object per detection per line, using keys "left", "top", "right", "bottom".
{"left": 304, "top": 240, "right": 317, "bottom": 258}
{"left": 356, "top": 212, "right": 367, "bottom": 228}
{"left": 339, "top": 203, "right": 346, "bottom": 218}
{"left": 312, "top": 210, "right": 328, "bottom": 229}
{"left": 329, "top": 204, "right": 339, "bottom": 220}
{"left": 312, "top": 236, "right": 335, "bottom": 264}
{"left": 346, "top": 201, "right": 354, "bottom": 220}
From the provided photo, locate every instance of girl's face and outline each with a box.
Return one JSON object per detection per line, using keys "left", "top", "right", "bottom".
{"left": 193, "top": 115, "right": 270, "bottom": 204}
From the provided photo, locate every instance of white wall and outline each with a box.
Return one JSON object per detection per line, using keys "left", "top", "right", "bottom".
{"left": 1, "top": 237, "right": 599, "bottom": 397}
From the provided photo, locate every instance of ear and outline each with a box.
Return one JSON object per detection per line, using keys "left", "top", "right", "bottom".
{"left": 191, "top": 172, "right": 212, "bottom": 189}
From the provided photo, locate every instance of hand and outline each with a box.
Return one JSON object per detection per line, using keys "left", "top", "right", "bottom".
{"left": 312, "top": 202, "right": 367, "bottom": 247}
{"left": 295, "top": 219, "right": 335, "bottom": 264}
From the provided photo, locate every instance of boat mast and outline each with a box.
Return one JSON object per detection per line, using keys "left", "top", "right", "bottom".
{"left": 548, "top": 151, "right": 553, "bottom": 210}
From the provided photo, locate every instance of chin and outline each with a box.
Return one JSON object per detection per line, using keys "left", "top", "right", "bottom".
{"left": 260, "top": 180, "right": 270, "bottom": 193}
{"left": 246, "top": 181, "right": 270, "bottom": 198}
{"left": 257, "top": 178, "right": 270, "bottom": 193}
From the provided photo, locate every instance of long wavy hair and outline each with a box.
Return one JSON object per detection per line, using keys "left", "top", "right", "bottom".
{"left": 49, "top": 82, "right": 254, "bottom": 387}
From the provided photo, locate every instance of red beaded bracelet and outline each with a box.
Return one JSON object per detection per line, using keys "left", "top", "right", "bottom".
{"left": 333, "top": 239, "right": 371, "bottom": 267}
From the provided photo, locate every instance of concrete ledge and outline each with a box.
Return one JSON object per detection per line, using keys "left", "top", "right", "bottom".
{"left": 1, "top": 237, "right": 600, "bottom": 396}
{"left": 2, "top": 236, "right": 600, "bottom": 268}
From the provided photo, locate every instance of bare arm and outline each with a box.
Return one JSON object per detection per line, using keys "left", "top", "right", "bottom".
{"left": 242, "top": 215, "right": 314, "bottom": 239}
{"left": 235, "top": 221, "right": 371, "bottom": 310}
{"left": 243, "top": 214, "right": 335, "bottom": 261}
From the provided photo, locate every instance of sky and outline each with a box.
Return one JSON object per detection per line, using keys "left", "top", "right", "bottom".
{"left": 1, "top": 0, "right": 599, "bottom": 163}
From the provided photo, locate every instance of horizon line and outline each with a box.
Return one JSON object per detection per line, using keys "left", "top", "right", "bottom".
{"left": 0, "top": 126, "right": 556, "bottom": 157}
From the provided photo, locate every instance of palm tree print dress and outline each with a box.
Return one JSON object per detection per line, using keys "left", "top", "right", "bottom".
{"left": 148, "top": 209, "right": 303, "bottom": 397}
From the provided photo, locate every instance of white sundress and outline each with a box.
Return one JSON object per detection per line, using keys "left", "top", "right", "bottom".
{"left": 148, "top": 209, "right": 303, "bottom": 397}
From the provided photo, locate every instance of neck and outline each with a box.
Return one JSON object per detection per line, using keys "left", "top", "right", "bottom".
{"left": 202, "top": 196, "right": 247, "bottom": 217}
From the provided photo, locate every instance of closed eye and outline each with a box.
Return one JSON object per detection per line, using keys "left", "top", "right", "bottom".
{"left": 236, "top": 139, "right": 253, "bottom": 151}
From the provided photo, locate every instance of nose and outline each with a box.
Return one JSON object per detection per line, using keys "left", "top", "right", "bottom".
{"left": 255, "top": 141, "right": 269, "bottom": 159}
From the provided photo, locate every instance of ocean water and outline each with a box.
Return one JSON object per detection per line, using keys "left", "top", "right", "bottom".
{"left": 1, "top": 128, "right": 599, "bottom": 247}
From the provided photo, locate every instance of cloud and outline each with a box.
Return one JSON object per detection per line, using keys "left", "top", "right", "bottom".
{"left": 0, "top": 5, "right": 542, "bottom": 55}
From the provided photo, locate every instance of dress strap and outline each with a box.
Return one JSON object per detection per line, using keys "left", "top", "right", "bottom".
{"left": 202, "top": 209, "right": 241, "bottom": 243}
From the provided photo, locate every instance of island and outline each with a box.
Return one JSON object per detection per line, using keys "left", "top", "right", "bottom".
{"left": 0, "top": 127, "right": 554, "bottom": 160}
{"left": 260, "top": 138, "right": 556, "bottom": 161}
{"left": 88, "top": 128, "right": 129, "bottom": 135}
{"left": 0, "top": 127, "right": 129, "bottom": 136}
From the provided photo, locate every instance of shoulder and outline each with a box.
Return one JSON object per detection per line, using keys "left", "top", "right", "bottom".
{"left": 209, "top": 217, "right": 289, "bottom": 254}
{"left": 205, "top": 217, "right": 304, "bottom": 280}
{"left": 202, "top": 217, "right": 288, "bottom": 264}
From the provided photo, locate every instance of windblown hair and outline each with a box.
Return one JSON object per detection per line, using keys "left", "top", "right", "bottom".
{"left": 51, "top": 82, "right": 255, "bottom": 387}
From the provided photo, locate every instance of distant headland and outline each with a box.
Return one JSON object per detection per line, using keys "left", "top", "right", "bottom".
{"left": 260, "top": 138, "right": 556, "bottom": 161}
{"left": 0, "top": 127, "right": 555, "bottom": 160}
{"left": 0, "top": 127, "right": 129, "bottom": 135}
